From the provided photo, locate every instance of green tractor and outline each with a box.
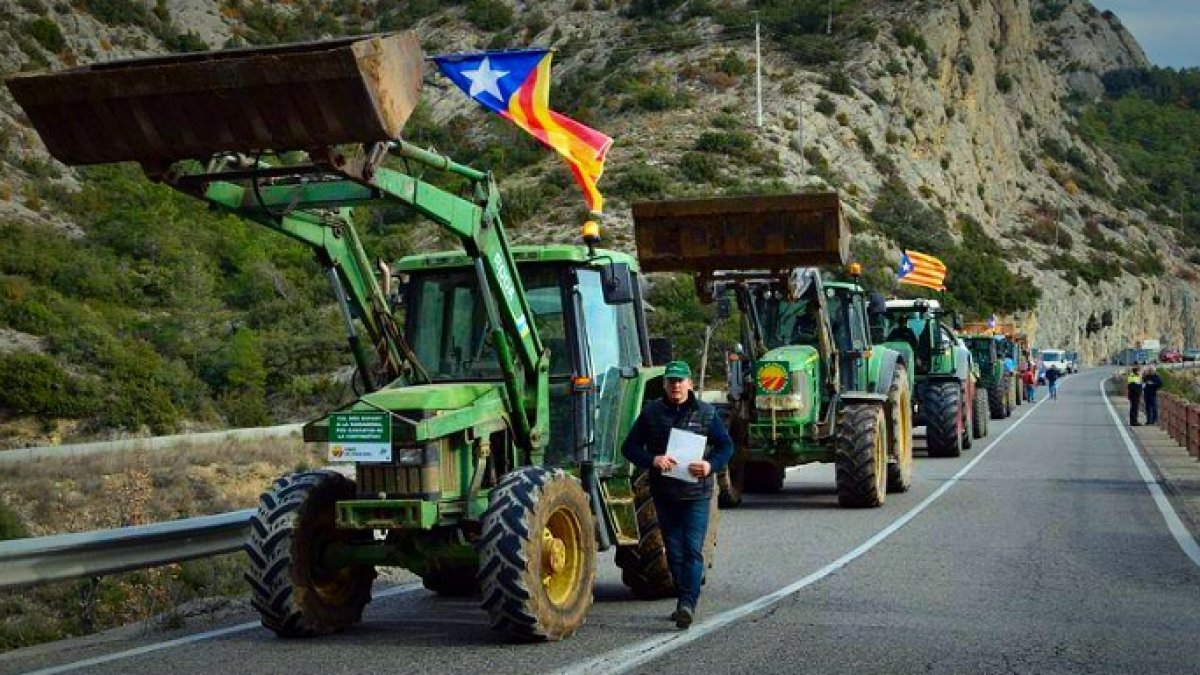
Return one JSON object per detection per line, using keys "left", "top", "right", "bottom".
{"left": 632, "top": 194, "right": 916, "bottom": 509}
{"left": 881, "top": 300, "right": 987, "bottom": 457}
{"left": 8, "top": 34, "right": 694, "bottom": 641}
{"left": 964, "top": 334, "right": 1013, "bottom": 420}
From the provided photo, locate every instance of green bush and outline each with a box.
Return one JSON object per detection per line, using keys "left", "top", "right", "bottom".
{"left": 612, "top": 164, "right": 671, "bottom": 199}
{"left": 0, "top": 351, "right": 97, "bottom": 417}
{"left": 25, "top": 18, "right": 65, "bottom": 53}
{"left": 465, "top": 0, "right": 513, "bottom": 30}
{"left": 0, "top": 502, "right": 27, "bottom": 541}
{"left": 893, "top": 21, "right": 926, "bottom": 51}
{"left": 678, "top": 152, "right": 721, "bottom": 182}
{"left": 694, "top": 130, "right": 753, "bottom": 155}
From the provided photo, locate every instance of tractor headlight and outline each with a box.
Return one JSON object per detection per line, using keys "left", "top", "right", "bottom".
{"left": 394, "top": 446, "right": 424, "bottom": 467}
{"left": 755, "top": 371, "right": 811, "bottom": 416}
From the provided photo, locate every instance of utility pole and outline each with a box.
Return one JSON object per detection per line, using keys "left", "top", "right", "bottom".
{"left": 755, "top": 16, "right": 763, "bottom": 128}
{"left": 827, "top": 0, "right": 834, "bottom": 34}
{"left": 797, "top": 100, "right": 805, "bottom": 176}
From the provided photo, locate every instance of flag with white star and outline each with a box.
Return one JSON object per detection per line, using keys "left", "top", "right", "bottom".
{"left": 896, "top": 249, "right": 947, "bottom": 291}
{"left": 433, "top": 49, "right": 613, "bottom": 213}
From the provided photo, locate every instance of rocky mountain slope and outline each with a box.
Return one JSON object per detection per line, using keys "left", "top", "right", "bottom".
{"left": 0, "top": 0, "right": 1194, "bottom": 379}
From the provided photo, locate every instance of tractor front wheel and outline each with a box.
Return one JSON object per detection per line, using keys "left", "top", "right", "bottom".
{"left": 885, "top": 365, "right": 914, "bottom": 494}
{"left": 742, "top": 460, "right": 785, "bottom": 494}
{"left": 972, "top": 383, "right": 989, "bottom": 439}
{"left": 836, "top": 403, "right": 888, "bottom": 508}
{"left": 988, "top": 378, "right": 1007, "bottom": 420}
{"left": 717, "top": 460, "right": 744, "bottom": 508}
{"left": 477, "top": 467, "right": 595, "bottom": 642}
{"left": 244, "top": 470, "right": 376, "bottom": 638}
{"left": 924, "top": 381, "right": 963, "bottom": 458}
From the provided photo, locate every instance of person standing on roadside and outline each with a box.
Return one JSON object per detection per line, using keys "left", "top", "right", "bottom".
{"left": 1143, "top": 365, "right": 1163, "bottom": 425}
{"left": 1127, "top": 366, "right": 1143, "bottom": 426}
{"left": 1022, "top": 362, "right": 1037, "bottom": 402}
{"left": 1045, "top": 365, "right": 1060, "bottom": 400}
{"left": 621, "top": 360, "right": 733, "bottom": 630}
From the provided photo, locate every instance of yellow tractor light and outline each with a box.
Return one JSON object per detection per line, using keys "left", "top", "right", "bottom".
{"left": 582, "top": 219, "right": 601, "bottom": 242}
{"left": 848, "top": 262, "right": 862, "bottom": 277}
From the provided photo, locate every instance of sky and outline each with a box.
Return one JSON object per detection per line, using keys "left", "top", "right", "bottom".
{"left": 1091, "top": 1, "right": 1199, "bottom": 69}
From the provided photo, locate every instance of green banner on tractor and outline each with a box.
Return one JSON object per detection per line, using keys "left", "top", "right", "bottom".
{"left": 328, "top": 412, "right": 392, "bottom": 463}
{"left": 754, "top": 361, "right": 792, "bottom": 395}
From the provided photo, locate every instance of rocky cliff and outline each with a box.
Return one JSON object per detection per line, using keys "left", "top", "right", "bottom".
{"left": 0, "top": 0, "right": 1194, "bottom": 368}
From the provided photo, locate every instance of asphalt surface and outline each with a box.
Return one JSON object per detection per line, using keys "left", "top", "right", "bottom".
{"left": 3, "top": 368, "right": 1198, "bottom": 675}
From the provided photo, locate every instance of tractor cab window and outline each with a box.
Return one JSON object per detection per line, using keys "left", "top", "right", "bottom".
{"left": 408, "top": 268, "right": 569, "bottom": 381}
{"left": 753, "top": 293, "right": 818, "bottom": 350}
{"left": 577, "top": 269, "right": 641, "bottom": 384}
{"left": 825, "top": 292, "right": 852, "bottom": 352}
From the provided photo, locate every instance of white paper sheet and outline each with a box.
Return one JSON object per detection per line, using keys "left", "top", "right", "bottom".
{"left": 663, "top": 428, "right": 707, "bottom": 483}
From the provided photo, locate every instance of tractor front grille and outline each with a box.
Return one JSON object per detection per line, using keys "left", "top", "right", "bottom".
{"left": 356, "top": 464, "right": 440, "bottom": 500}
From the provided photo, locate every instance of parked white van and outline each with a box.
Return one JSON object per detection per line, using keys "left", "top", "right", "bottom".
{"left": 1040, "top": 349, "right": 1069, "bottom": 375}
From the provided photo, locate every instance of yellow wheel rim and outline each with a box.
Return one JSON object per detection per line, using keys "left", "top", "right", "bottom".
{"left": 541, "top": 505, "right": 584, "bottom": 606}
{"left": 899, "top": 386, "right": 913, "bottom": 469}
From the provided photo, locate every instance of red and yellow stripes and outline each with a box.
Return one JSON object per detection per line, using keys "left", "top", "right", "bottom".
{"left": 899, "top": 249, "right": 947, "bottom": 291}
{"left": 504, "top": 54, "right": 612, "bottom": 213}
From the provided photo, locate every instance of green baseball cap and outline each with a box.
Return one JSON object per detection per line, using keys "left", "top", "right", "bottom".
{"left": 664, "top": 361, "right": 692, "bottom": 380}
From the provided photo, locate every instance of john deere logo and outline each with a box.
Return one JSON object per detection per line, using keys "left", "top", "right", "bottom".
{"left": 755, "top": 361, "right": 791, "bottom": 395}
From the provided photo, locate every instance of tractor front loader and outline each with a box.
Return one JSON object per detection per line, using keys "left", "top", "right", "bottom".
{"left": 7, "top": 34, "right": 683, "bottom": 641}
{"left": 632, "top": 194, "right": 915, "bottom": 509}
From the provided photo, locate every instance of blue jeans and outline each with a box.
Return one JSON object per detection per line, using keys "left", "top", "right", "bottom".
{"left": 653, "top": 495, "right": 709, "bottom": 609}
{"left": 1048, "top": 381, "right": 1058, "bottom": 399}
{"left": 1145, "top": 395, "right": 1158, "bottom": 424}
{"left": 1026, "top": 384, "right": 1036, "bottom": 401}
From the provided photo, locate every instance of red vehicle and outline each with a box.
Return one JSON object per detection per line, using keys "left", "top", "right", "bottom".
{"left": 1159, "top": 348, "right": 1183, "bottom": 363}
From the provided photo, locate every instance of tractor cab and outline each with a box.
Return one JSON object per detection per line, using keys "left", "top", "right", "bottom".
{"left": 393, "top": 246, "right": 651, "bottom": 470}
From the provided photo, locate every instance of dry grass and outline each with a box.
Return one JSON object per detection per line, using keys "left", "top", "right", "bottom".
{"left": 0, "top": 439, "right": 326, "bottom": 653}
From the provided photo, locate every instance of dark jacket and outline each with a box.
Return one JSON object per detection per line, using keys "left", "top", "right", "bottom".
{"left": 1143, "top": 373, "right": 1163, "bottom": 400}
{"left": 621, "top": 391, "right": 734, "bottom": 501}
{"left": 1045, "top": 368, "right": 1060, "bottom": 383}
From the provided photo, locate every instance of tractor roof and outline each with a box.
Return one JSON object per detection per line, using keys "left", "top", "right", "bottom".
{"left": 394, "top": 245, "right": 638, "bottom": 272}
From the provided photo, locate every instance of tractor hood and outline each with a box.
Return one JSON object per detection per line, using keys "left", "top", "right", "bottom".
{"left": 760, "top": 345, "right": 821, "bottom": 372}
{"left": 349, "top": 382, "right": 510, "bottom": 442}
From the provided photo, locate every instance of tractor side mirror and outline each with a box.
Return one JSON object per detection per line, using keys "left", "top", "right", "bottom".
{"left": 649, "top": 337, "right": 673, "bottom": 366}
{"left": 953, "top": 313, "right": 964, "bottom": 330}
{"left": 601, "top": 262, "right": 634, "bottom": 305}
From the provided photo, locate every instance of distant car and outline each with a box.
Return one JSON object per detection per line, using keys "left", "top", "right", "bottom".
{"left": 1184, "top": 349, "right": 1200, "bottom": 362}
{"left": 1160, "top": 349, "right": 1184, "bottom": 364}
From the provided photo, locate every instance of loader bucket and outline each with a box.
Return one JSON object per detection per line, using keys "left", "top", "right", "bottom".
{"left": 5, "top": 33, "right": 423, "bottom": 168}
{"left": 631, "top": 192, "right": 850, "bottom": 274}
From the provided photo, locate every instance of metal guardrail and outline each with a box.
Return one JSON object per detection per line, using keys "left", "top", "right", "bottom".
{"left": 0, "top": 423, "right": 304, "bottom": 465}
{"left": 0, "top": 509, "right": 253, "bottom": 590}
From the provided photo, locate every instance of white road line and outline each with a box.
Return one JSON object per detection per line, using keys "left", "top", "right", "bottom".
{"left": 1099, "top": 378, "right": 1200, "bottom": 568}
{"left": 22, "top": 583, "right": 424, "bottom": 675}
{"left": 559, "top": 393, "right": 1049, "bottom": 675}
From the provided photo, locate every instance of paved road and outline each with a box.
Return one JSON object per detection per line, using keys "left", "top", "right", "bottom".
{"left": 3, "top": 368, "right": 1198, "bottom": 674}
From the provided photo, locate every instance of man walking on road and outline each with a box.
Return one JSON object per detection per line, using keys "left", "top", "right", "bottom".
{"left": 622, "top": 360, "right": 733, "bottom": 630}
{"left": 1045, "top": 366, "right": 1060, "bottom": 400}
{"left": 1127, "top": 366, "right": 1143, "bottom": 426}
{"left": 1143, "top": 365, "right": 1162, "bottom": 425}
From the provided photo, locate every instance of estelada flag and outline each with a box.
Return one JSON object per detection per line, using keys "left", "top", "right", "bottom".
{"left": 432, "top": 49, "right": 613, "bottom": 213}
{"left": 896, "top": 250, "right": 947, "bottom": 291}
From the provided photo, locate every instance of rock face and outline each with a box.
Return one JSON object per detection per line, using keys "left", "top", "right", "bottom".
{"left": 0, "top": 0, "right": 1194, "bottom": 364}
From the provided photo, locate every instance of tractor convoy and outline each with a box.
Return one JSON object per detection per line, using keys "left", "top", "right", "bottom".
{"left": 5, "top": 32, "right": 1039, "bottom": 645}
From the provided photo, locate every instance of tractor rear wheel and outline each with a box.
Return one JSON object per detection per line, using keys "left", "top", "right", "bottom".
{"left": 885, "top": 365, "right": 913, "bottom": 494}
{"left": 988, "top": 378, "right": 1007, "bottom": 419}
{"left": 924, "top": 381, "right": 963, "bottom": 457}
{"left": 742, "top": 460, "right": 785, "bottom": 493}
{"left": 244, "top": 470, "right": 376, "bottom": 638}
{"left": 717, "top": 460, "right": 744, "bottom": 508}
{"left": 972, "top": 384, "right": 988, "bottom": 439}
{"left": 836, "top": 403, "right": 888, "bottom": 508}
{"left": 477, "top": 467, "right": 595, "bottom": 642}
